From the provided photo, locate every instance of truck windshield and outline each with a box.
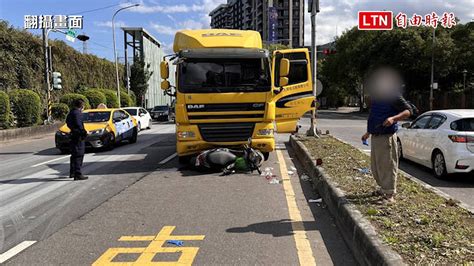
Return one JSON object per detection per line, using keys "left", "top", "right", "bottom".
{"left": 178, "top": 58, "right": 271, "bottom": 93}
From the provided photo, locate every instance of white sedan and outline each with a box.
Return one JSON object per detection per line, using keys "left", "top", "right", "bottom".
{"left": 123, "top": 107, "right": 152, "bottom": 131}
{"left": 397, "top": 109, "right": 474, "bottom": 178}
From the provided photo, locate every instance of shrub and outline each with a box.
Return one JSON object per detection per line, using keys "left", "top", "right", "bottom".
{"left": 120, "top": 91, "right": 133, "bottom": 107}
{"left": 128, "top": 90, "right": 137, "bottom": 106}
{"left": 51, "top": 102, "right": 69, "bottom": 120}
{"left": 0, "top": 91, "right": 12, "bottom": 129}
{"left": 84, "top": 88, "right": 106, "bottom": 108}
{"left": 102, "top": 90, "right": 119, "bottom": 108}
{"left": 60, "top": 93, "right": 90, "bottom": 110}
{"left": 8, "top": 89, "right": 41, "bottom": 127}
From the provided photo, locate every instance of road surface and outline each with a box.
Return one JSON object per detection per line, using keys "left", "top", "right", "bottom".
{"left": 0, "top": 122, "right": 354, "bottom": 265}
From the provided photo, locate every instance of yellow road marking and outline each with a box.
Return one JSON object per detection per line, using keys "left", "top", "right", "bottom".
{"left": 93, "top": 226, "right": 205, "bottom": 266}
{"left": 276, "top": 149, "right": 316, "bottom": 266}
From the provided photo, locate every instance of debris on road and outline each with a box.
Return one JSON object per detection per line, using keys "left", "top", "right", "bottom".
{"left": 290, "top": 166, "right": 297, "bottom": 171}
{"left": 167, "top": 240, "right": 184, "bottom": 246}
{"left": 308, "top": 198, "right": 323, "bottom": 203}
{"left": 300, "top": 174, "right": 310, "bottom": 181}
{"left": 268, "top": 178, "right": 281, "bottom": 184}
{"left": 287, "top": 170, "right": 295, "bottom": 175}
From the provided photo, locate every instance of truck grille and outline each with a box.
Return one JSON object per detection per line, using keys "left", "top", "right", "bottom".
{"left": 198, "top": 123, "right": 255, "bottom": 142}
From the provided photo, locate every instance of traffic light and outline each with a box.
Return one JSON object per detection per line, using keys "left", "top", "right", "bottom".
{"left": 52, "top": 72, "right": 62, "bottom": 90}
{"left": 323, "top": 49, "right": 337, "bottom": 55}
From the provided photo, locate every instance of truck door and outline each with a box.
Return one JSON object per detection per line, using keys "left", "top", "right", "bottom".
{"left": 272, "top": 48, "right": 315, "bottom": 133}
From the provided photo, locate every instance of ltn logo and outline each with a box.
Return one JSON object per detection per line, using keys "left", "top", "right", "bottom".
{"left": 358, "top": 11, "right": 393, "bottom": 30}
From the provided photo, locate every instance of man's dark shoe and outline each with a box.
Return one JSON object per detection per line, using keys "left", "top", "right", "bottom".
{"left": 74, "top": 175, "right": 88, "bottom": 180}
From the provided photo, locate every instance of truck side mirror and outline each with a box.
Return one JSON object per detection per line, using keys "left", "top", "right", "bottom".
{"left": 279, "top": 77, "right": 289, "bottom": 87}
{"left": 160, "top": 61, "right": 169, "bottom": 79}
{"left": 279, "top": 58, "right": 290, "bottom": 77}
{"left": 161, "top": 80, "right": 170, "bottom": 90}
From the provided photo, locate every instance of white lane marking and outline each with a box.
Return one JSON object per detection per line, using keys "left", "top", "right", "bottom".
{"left": 159, "top": 153, "right": 177, "bottom": 165}
{"left": 0, "top": 240, "right": 36, "bottom": 263}
{"left": 31, "top": 155, "right": 70, "bottom": 168}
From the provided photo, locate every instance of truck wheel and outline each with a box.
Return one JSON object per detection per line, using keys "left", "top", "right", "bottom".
{"left": 178, "top": 155, "right": 191, "bottom": 164}
{"left": 262, "top": 152, "right": 270, "bottom": 161}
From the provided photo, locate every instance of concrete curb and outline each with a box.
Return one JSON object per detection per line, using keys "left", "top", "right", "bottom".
{"left": 290, "top": 135, "right": 406, "bottom": 266}
{"left": 0, "top": 122, "right": 61, "bottom": 143}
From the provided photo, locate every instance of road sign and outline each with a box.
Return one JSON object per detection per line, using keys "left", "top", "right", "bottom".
{"left": 65, "top": 29, "right": 76, "bottom": 42}
{"left": 316, "top": 79, "right": 323, "bottom": 96}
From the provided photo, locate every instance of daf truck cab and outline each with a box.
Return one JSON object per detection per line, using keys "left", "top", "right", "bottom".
{"left": 160, "top": 29, "right": 314, "bottom": 162}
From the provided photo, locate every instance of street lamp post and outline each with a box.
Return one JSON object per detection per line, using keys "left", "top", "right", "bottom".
{"left": 307, "top": 0, "right": 319, "bottom": 137}
{"left": 112, "top": 4, "right": 139, "bottom": 107}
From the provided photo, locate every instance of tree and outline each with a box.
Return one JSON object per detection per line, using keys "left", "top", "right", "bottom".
{"left": 129, "top": 58, "right": 153, "bottom": 107}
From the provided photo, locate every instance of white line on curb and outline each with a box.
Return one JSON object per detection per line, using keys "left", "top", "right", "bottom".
{"left": 31, "top": 155, "right": 70, "bottom": 167}
{"left": 158, "top": 153, "right": 177, "bottom": 165}
{"left": 0, "top": 241, "right": 36, "bottom": 263}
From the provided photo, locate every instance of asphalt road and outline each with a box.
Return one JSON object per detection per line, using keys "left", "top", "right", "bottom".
{"left": 0, "top": 122, "right": 354, "bottom": 265}
{"left": 299, "top": 108, "right": 474, "bottom": 209}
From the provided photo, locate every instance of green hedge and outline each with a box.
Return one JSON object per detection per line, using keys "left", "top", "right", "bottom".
{"left": 119, "top": 91, "right": 133, "bottom": 107}
{"left": 0, "top": 91, "right": 12, "bottom": 129}
{"left": 51, "top": 102, "right": 69, "bottom": 120}
{"left": 102, "top": 89, "right": 119, "bottom": 108}
{"left": 8, "top": 89, "right": 41, "bottom": 127}
{"left": 84, "top": 88, "right": 106, "bottom": 108}
{"left": 60, "top": 93, "right": 91, "bottom": 110}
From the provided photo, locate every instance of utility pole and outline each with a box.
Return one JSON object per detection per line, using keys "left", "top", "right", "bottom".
{"left": 112, "top": 3, "right": 139, "bottom": 107}
{"left": 429, "top": 27, "right": 436, "bottom": 110}
{"left": 42, "top": 28, "right": 51, "bottom": 123}
{"left": 307, "top": 0, "right": 319, "bottom": 137}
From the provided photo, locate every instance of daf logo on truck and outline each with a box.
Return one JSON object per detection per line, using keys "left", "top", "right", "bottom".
{"left": 187, "top": 104, "right": 205, "bottom": 109}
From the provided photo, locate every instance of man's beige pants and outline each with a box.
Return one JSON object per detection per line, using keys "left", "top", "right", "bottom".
{"left": 371, "top": 133, "right": 399, "bottom": 195}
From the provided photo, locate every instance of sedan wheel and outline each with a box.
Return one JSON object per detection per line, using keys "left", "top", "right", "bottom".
{"left": 397, "top": 139, "right": 403, "bottom": 160}
{"left": 432, "top": 151, "right": 447, "bottom": 178}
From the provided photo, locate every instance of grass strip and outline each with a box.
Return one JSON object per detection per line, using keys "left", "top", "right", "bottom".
{"left": 300, "top": 135, "right": 473, "bottom": 264}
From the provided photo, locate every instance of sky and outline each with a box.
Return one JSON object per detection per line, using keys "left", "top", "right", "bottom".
{"left": 1, "top": 0, "right": 473, "bottom": 62}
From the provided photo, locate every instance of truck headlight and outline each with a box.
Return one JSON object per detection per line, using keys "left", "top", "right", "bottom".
{"left": 257, "top": 129, "right": 274, "bottom": 136}
{"left": 177, "top": 131, "right": 195, "bottom": 139}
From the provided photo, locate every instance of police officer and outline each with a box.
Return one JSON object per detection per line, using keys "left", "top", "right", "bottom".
{"left": 66, "top": 99, "right": 88, "bottom": 180}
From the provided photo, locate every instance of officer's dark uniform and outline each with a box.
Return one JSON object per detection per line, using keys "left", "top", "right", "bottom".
{"left": 66, "top": 108, "right": 87, "bottom": 178}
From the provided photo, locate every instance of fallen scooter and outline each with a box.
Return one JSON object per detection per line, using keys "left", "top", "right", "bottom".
{"left": 192, "top": 139, "right": 264, "bottom": 175}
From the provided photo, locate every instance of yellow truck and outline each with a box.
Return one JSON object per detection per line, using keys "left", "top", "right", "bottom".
{"left": 160, "top": 29, "right": 314, "bottom": 162}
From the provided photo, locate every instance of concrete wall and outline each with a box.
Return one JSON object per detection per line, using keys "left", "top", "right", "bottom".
{"left": 0, "top": 123, "right": 60, "bottom": 143}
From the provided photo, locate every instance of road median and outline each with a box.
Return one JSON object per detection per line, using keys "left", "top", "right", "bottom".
{"left": 290, "top": 135, "right": 473, "bottom": 265}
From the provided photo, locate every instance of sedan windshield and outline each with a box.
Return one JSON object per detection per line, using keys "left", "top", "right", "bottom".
{"left": 83, "top": 112, "right": 110, "bottom": 123}
{"left": 179, "top": 58, "right": 271, "bottom": 93}
{"left": 123, "top": 108, "right": 137, "bottom": 115}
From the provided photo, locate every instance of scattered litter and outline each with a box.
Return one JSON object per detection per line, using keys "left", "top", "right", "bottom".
{"left": 269, "top": 178, "right": 281, "bottom": 184}
{"left": 300, "top": 174, "right": 310, "bottom": 181}
{"left": 352, "top": 176, "right": 362, "bottom": 181}
{"left": 308, "top": 198, "right": 323, "bottom": 203}
{"left": 287, "top": 170, "right": 295, "bottom": 175}
{"left": 167, "top": 240, "right": 184, "bottom": 247}
{"left": 316, "top": 158, "right": 323, "bottom": 166}
{"left": 290, "top": 166, "right": 297, "bottom": 171}
{"left": 362, "top": 139, "right": 369, "bottom": 146}
{"left": 354, "top": 167, "right": 371, "bottom": 174}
